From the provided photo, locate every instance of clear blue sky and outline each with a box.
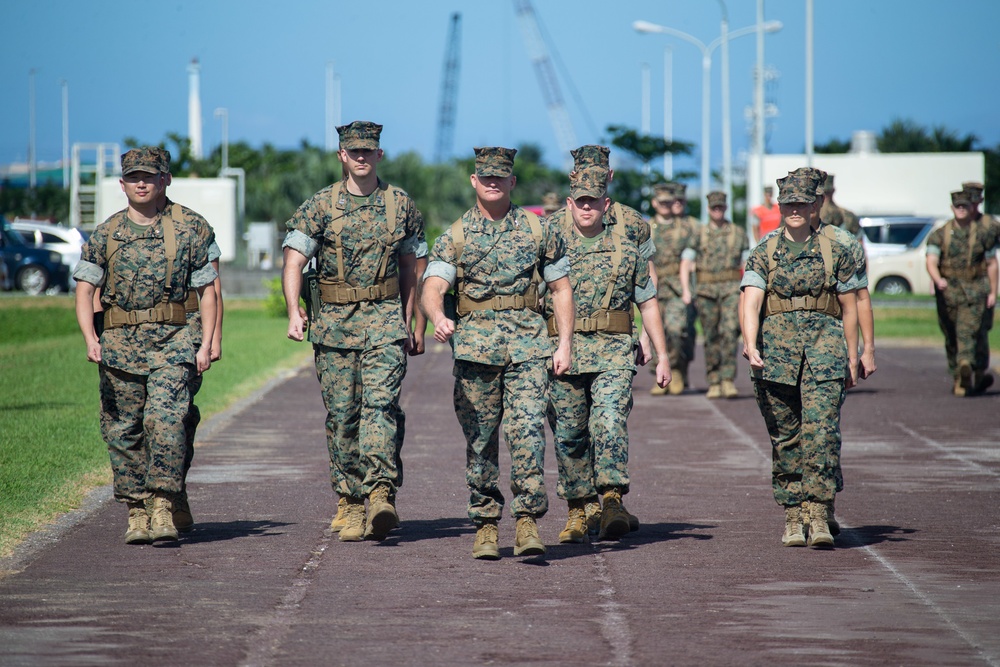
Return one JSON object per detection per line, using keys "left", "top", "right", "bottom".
{"left": 2, "top": 0, "right": 999, "bottom": 181}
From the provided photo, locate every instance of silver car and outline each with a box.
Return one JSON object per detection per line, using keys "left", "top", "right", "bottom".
{"left": 10, "top": 220, "right": 88, "bottom": 290}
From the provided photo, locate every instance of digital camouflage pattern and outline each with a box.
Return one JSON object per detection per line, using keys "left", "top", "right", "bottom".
{"left": 283, "top": 177, "right": 422, "bottom": 499}
{"left": 570, "top": 144, "right": 610, "bottom": 170}
{"left": 474, "top": 146, "right": 516, "bottom": 177}
{"left": 776, "top": 171, "right": 819, "bottom": 204}
{"left": 314, "top": 344, "right": 406, "bottom": 497}
{"left": 548, "top": 369, "right": 633, "bottom": 501}
{"left": 454, "top": 359, "right": 549, "bottom": 523}
{"left": 544, "top": 211, "right": 651, "bottom": 502}
{"left": 818, "top": 223, "right": 868, "bottom": 288}
{"left": 741, "top": 229, "right": 859, "bottom": 385}
{"left": 650, "top": 213, "right": 698, "bottom": 370}
{"left": 76, "top": 209, "right": 217, "bottom": 375}
{"left": 820, "top": 200, "right": 861, "bottom": 236}
{"left": 753, "top": 373, "right": 846, "bottom": 506}
{"left": 926, "top": 218, "right": 1000, "bottom": 374}
{"left": 427, "top": 204, "right": 566, "bottom": 366}
{"left": 706, "top": 191, "right": 727, "bottom": 208}
{"left": 337, "top": 120, "right": 382, "bottom": 150}
{"left": 283, "top": 179, "right": 422, "bottom": 350}
{"left": 120, "top": 147, "right": 160, "bottom": 175}
{"left": 569, "top": 166, "right": 608, "bottom": 199}
{"left": 542, "top": 216, "right": 651, "bottom": 374}
{"left": 691, "top": 220, "right": 749, "bottom": 384}
{"left": 549, "top": 203, "right": 654, "bottom": 261}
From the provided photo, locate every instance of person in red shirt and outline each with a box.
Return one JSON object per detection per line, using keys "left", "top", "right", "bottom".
{"left": 752, "top": 186, "right": 782, "bottom": 241}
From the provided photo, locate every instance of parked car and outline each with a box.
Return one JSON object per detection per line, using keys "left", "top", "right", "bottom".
{"left": 0, "top": 215, "right": 72, "bottom": 295}
{"left": 10, "top": 219, "right": 88, "bottom": 288}
{"left": 867, "top": 219, "right": 944, "bottom": 295}
{"left": 859, "top": 216, "right": 936, "bottom": 257}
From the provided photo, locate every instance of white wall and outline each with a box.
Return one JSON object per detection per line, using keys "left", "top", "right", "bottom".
{"left": 98, "top": 177, "right": 238, "bottom": 261}
{"left": 748, "top": 152, "right": 985, "bottom": 219}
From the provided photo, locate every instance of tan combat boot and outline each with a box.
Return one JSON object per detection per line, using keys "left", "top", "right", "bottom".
{"left": 973, "top": 371, "right": 995, "bottom": 395}
{"left": 584, "top": 497, "right": 602, "bottom": 536}
{"left": 781, "top": 505, "right": 806, "bottom": 547}
{"left": 953, "top": 376, "right": 966, "bottom": 397}
{"left": 958, "top": 360, "right": 974, "bottom": 394}
{"left": 364, "top": 484, "right": 398, "bottom": 541}
{"left": 667, "top": 369, "right": 684, "bottom": 395}
{"left": 598, "top": 489, "right": 630, "bottom": 540}
{"left": 172, "top": 490, "right": 194, "bottom": 533}
{"left": 338, "top": 498, "right": 366, "bottom": 542}
{"left": 807, "top": 500, "right": 834, "bottom": 548}
{"left": 472, "top": 521, "right": 500, "bottom": 560}
{"left": 705, "top": 384, "right": 722, "bottom": 399}
{"left": 149, "top": 494, "right": 178, "bottom": 542}
{"left": 330, "top": 496, "right": 349, "bottom": 532}
{"left": 721, "top": 379, "right": 739, "bottom": 399}
{"left": 650, "top": 384, "right": 669, "bottom": 396}
{"left": 125, "top": 501, "right": 152, "bottom": 545}
{"left": 621, "top": 503, "right": 640, "bottom": 532}
{"left": 514, "top": 516, "right": 546, "bottom": 556}
{"left": 558, "top": 500, "right": 588, "bottom": 543}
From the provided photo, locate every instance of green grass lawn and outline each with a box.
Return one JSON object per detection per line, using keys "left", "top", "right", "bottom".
{"left": 0, "top": 296, "right": 308, "bottom": 557}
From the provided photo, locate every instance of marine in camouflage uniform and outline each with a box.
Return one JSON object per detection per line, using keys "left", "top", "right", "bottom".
{"left": 689, "top": 191, "right": 750, "bottom": 399}
{"left": 925, "top": 188, "right": 999, "bottom": 396}
{"left": 422, "top": 146, "right": 574, "bottom": 560}
{"left": 741, "top": 170, "right": 861, "bottom": 549}
{"left": 74, "top": 147, "right": 218, "bottom": 545}
{"left": 282, "top": 121, "right": 423, "bottom": 542}
{"left": 649, "top": 182, "right": 698, "bottom": 395}
{"left": 544, "top": 158, "right": 670, "bottom": 543}
{"left": 818, "top": 173, "right": 861, "bottom": 237}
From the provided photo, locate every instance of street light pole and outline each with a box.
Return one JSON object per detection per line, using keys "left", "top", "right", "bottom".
{"left": 61, "top": 79, "right": 69, "bottom": 189}
{"left": 717, "top": 1, "right": 733, "bottom": 214}
{"left": 805, "top": 0, "right": 815, "bottom": 166}
{"left": 633, "top": 19, "right": 782, "bottom": 224}
{"left": 663, "top": 46, "right": 672, "bottom": 179}
{"left": 214, "top": 107, "right": 229, "bottom": 172}
{"left": 28, "top": 68, "right": 37, "bottom": 190}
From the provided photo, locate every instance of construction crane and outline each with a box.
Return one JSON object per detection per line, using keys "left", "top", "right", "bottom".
{"left": 512, "top": 0, "right": 578, "bottom": 159}
{"left": 435, "top": 12, "right": 461, "bottom": 164}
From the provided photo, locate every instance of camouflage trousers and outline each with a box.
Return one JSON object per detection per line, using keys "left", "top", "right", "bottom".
{"left": 99, "top": 363, "right": 193, "bottom": 502}
{"left": 548, "top": 369, "right": 633, "bottom": 500}
{"left": 696, "top": 285, "right": 740, "bottom": 384}
{"left": 314, "top": 342, "right": 406, "bottom": 500}
{"left": 180, "top": 372, "right": 204, "bottom": 492}
{"left": 753, "top": 373, "right": 846, "bottom": 507}
{"left": 658, "top": 295, "right": 696, "bottom": 372}
{"left": 454, "top": 358, "right": 549, "bottom": 523}
{"left": 935, "top": 287, "right": 993, "bottom": 375}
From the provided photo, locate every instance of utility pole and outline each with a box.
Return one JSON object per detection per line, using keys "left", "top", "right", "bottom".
{"left": 435, "top": 13, "right": 461, "bottom": 163}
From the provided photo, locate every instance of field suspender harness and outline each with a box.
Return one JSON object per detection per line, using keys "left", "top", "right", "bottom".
{"left": 317, "top": 180, "right": 402, "bottom": 303}
{"left": 452, "top": 207, "right": 543, "bottom": 316}
{"left": 104, "top": 203, "right": 188, "bottom": 329}
{"left": 762, "top": 231, "right": 842, "bottom": 320}
{"left": 695, "top": 223, "right": 742, "bottom": 285}
{"left": 939, "top": 219, "right": 985, "bottom": 280}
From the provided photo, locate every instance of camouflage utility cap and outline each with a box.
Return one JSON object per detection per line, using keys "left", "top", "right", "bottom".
{"left": 707, "top": 191, "right": 727, "bottom": 208}
{"left": 951, "top": 190, "right": 972, "bottom": 207}
{"left": 570, "top": 144, "right": 610, "bottom": 170}
{"left": 151, "top": 146, "right": 172, "bottom": 173}
{"left": 474, "top": 146, "right": 516, "bottom": 178}
{"left": 666, "top": 182, "right": 687, "bottom": 199}
{"left": 652, "top": 183, "right": 675, "bottom": 203}
{"left": 542, "top": 191, "right": 561, "bottom": 212}
{"left": 776, "top": 171, "right": 819, "bottom": 203}
{"left": 121, "top": 147, "right": 161, "bottom": 176}
{"left": 962, "top": 181, "right": 984, "bottom": 204}
{"left": 570, "top": 166, "right": 609, "bottom": 199}
{"left": 791, "top": 167, "right": 827, "bottom": 195}
{"left": 823, "top": 173, "right": 836, "bottom": 192}
{"left": 338, "top": 121, "right": 382, "bottom": 150}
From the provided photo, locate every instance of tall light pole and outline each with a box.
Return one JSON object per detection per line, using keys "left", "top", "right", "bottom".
{"left": 663, "top": 46, "right": 673, "bottom": 179}
{"left": 634, "top": 18, "right": 782, "bottom": 224}
{"left": 61, "top": 79, "right": 69, "bottom": 188}
{"left": 717, "top": 1, "right": 733, "bottom": 214}
{"left": 805, "top": 0, "right": 815, "bottom": 166}
{"left": 214, "top": 107, "right": 229, "bottom": 172}
{"left": 750, "top": 0, "right": 767, "bottom": 246}
{"left": 641, "top": 62, "right": 651, "bottom": 180}
{"left": 28, "top": 68, "right": 37, "bottom": 189}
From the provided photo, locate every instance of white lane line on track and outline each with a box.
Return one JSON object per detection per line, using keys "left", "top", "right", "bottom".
{"left": 592, "top": 550, "right": 635, "bottom": 667}
{"left": 240, "top": 529, "right": 332, "bottom": 667}
{"left": 891, "top": 421, "right": 999, "bottom": 478}
{"left": 703, "top": 399, "right": 1000, "bottom": 667}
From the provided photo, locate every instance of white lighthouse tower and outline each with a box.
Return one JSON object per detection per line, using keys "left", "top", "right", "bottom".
{"left": 188, "top": 58, "right": 203, "bottom": 160}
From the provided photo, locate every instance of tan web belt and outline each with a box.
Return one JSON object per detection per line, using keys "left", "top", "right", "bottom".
{"left": 318, "top": 276, "right": 399, "bottom": 304}
{"left": 696, "top": 269, "right": 742, "bottom": 284}
{"left": 657, "top": 263, "right": 681, "bottom": 277}
{"left": 547, "top": 309, "right": 632, "bottom": 336}
{"left": 764, "top": 292, "right": 841, "bottom": 320}
{"left": 183, "top": 289, "right": 199, "bottom": 313}
{"left": 457, "top": 285, "right": 539, "bottom": 316}
{"left": 940, "top": 266, "right": 986, "bottom": 280}
{"left": 104, "top": 302, "right": 188, "bottom": 329}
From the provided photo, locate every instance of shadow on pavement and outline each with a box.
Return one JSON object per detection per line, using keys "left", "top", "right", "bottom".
{"left": 838, "top": 524, "right": 917, "bottom": 549}
{"left": 176, "top": 520, "right": 295, "bottom": 544}
{"left": 367, "top": 517, "right": 475, "bottom": 546}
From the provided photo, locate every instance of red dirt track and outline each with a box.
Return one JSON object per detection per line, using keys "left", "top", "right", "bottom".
{"left": 1, "top": 342, "right": 998, "bottom": 666}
